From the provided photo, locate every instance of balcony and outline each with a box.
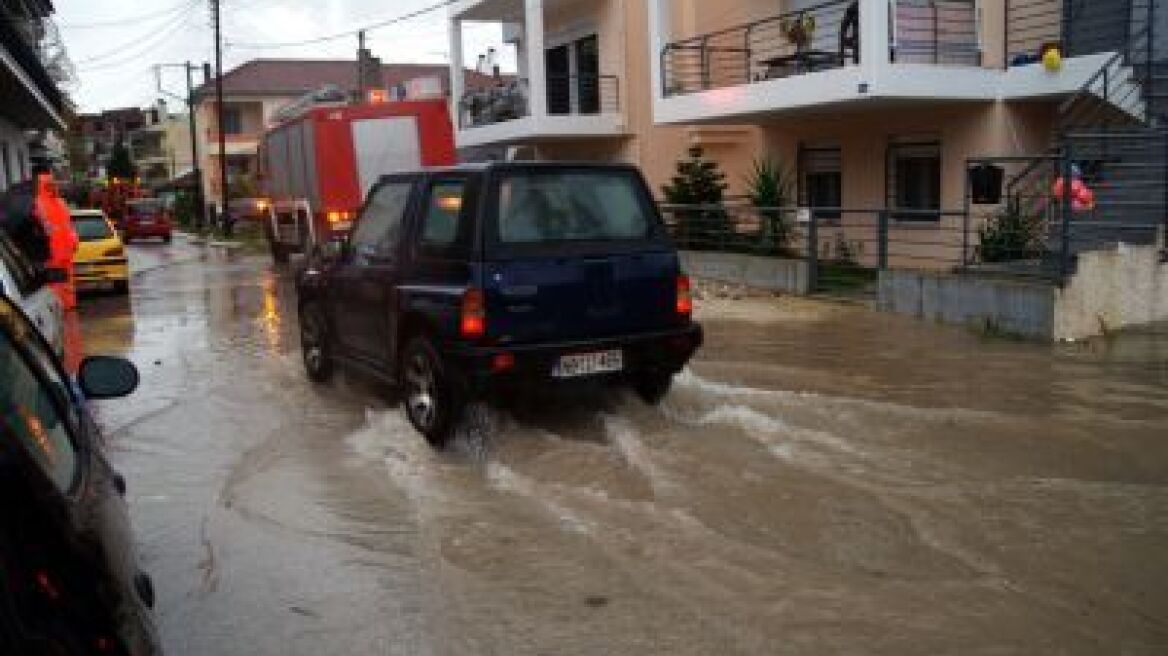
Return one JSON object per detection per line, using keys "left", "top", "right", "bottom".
{"left": 449, "top": 0, "right": 627, "bottom": 149}
{"left": 651, "top": 0, "right": 1126, "bottom": 125}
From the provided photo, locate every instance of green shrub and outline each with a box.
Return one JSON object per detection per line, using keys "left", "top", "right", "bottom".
{"left": 977, "top": 203, "right": 1044, "bottom": 263}
{"left": 744, "top": 157, "right": 793, "bottom": 254}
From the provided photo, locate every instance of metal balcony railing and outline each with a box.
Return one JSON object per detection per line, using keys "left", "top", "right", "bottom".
{"left": 662, "top": 0, "right": 981, "bottom": 97}
{"left": 1005, "top": 0, "right": 1157, "bottom": 67}
{"left": 459, "top": 74, "right": 620, "bottom": 130}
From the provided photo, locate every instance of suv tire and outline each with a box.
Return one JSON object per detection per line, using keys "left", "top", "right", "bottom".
{"left": 634, "top": 371, "right": 674, "bottom": 405}
{"left": 401, "top": 336, "right": 461, "bottom": 449}
{"left": 299, "top": 303, "right": 334, "bottom": 382}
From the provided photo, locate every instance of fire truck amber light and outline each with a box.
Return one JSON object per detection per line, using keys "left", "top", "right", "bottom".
{"left": 437, "top": 195, "right": 462, "bottom": 212}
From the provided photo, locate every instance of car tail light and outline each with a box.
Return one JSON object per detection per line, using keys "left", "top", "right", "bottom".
{"left": 460, "top": 288, "right": 486, "bottom": 339}
{"left": 676, "top": 274, "right": 693, "bottom": 318}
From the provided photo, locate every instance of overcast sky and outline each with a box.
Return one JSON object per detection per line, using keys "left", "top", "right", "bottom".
{"left": 57, "top": 0, "right": 517, "bottom": 113}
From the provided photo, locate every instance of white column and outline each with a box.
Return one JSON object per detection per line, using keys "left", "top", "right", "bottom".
{"left": 448, "top": 15, "right": 466, "bottom": 128}
{"left": 525, "top": 0, "right": 548, "bottom": 119}
{"left": 648, "top": 0, "right": 671, "bottom": 106}
{"left": 860, "top": 0, "right": 892, "bottom": 81}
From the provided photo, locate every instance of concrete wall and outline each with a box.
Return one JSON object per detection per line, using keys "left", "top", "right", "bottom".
{"left": 1055, "top": 241, "right": 1168, "bottom": 339}
{"left": 681, "top": 250, "right": 810, "bottom": 294}
{"left": 878, "top": 268, "right": 1056, "bottom": 338}
{"left": 878, "top": 237, "right": 1168, "bottom": 340}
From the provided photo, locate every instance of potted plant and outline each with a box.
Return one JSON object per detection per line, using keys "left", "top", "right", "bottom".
{"left": 780, "top": 12, "right": 816, "bottom": 51}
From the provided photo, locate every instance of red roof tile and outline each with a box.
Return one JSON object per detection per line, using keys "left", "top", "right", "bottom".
{"left": 192, "top": 59, "right": 501, "bottom": 100}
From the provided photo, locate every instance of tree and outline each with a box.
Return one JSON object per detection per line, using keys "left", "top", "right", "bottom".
{"left": 106, "top": 140, "right": 136, "bottom": 180}
{"left": 662, "top": 145, "right": 727, "bottom": 206}
{"left": 661, "top": 146, "right": 728, "bottom": 250}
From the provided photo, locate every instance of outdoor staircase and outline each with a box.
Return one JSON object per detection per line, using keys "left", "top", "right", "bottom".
{"left": 1033, "top": 0, "right": 1168, "bottom": 264}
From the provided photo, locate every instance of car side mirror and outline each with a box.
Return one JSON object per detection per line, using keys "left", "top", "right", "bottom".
{"left": 41, "top": 267, "right": 69, "bottom": 284}
{"left": 78, "top": 356, "right": 140, "bottom": 399}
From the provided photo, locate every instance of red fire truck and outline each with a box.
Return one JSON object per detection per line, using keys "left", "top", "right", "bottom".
{"left": 258, "top": 99, "right": 456, "bottom": 263}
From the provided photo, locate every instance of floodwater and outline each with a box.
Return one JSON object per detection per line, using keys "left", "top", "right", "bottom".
{"left": 78, "top": 239, "right": 1168, "bottom": 655}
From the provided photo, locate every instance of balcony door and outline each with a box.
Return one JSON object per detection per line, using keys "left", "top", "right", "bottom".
{"left": 545, "top": 33, "right": 601, "bottom": 116}
{"left": 546, "top": 45, "right": 571, "bottom": 115}
{"left": 575, "top": 35, "right": 600, "bottom": 114}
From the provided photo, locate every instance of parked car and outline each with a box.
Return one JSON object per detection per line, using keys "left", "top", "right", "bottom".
{"left": 0, "top": 294, "right": 160, "bottom": 654}
{"left": 121, "top": 199, "right": 172, "bottom": 244}
{"left": 296, "top": 162, "right": 703, "bottom": 446}
{"left": 0, "top": 229, "right": 65, "bottom": 356}
{"left": 71, "top": 209, "right": 129, "bottom": 295}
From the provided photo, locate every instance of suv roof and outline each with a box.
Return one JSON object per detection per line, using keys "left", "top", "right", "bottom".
{"left": 377, "top": 161, "right": 641, "bottom": 184}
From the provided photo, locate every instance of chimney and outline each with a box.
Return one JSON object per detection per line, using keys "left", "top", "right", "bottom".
{"left": 487, "top": 47, "right": 499, "bottom": 78}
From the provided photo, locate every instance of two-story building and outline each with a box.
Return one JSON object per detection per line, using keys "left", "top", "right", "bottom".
{"left": 1, "top": 0, "right": 66, "bottom": 191}
{"left": 127, "top": 101, "right": 193, "bottom": 187}
{"left": 450, "top": 0, "right": 1165, "bottom": 272}
{"left": 192, "top": 59, "right": 499, "bottom": 208}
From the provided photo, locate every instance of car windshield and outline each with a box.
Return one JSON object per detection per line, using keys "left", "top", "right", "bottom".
{"left": 494, "top": 170, "right": 653, "bottom": 244}
{"left": 72, "top": 216, "right": 113, "bottom": 241}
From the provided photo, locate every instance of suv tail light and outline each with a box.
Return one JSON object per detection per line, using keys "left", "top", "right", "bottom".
{"left": 460, "top": 288, "right": 486, "bottom": 339}
{"left": 676, "top": 274, "right": 693, "bottom": 319}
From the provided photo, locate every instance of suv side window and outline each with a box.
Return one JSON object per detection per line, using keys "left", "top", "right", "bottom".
{"left": 351, "top": 180, "right": 414, "bottom": 261}
{"left": 0, "top": 329, "right": 78, "bottom": 493}
{"left": 417, "top": 179, "right": 469, "bottom": 255}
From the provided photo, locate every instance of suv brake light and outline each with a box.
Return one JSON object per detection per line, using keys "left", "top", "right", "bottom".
{"left": 676, "top": 275, "right": 693, "bottom": 318}
{"left": 460, "top": 288, "right": 486, "bottom": 339}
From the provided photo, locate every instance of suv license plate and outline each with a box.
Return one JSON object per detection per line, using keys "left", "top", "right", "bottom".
{"left": 552, "top": 349, "right": 623, "bottom": 378}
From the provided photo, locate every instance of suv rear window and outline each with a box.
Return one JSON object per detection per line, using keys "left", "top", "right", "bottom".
{"left": 493, "top": 170, "right": 654, "bottom": 245}
{"left": 72, "top": 216, "right": 113, "bottom": 241}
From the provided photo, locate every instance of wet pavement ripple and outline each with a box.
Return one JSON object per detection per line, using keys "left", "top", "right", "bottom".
{"left": 77, "top": 240, "right": 1168, "bottom": 655}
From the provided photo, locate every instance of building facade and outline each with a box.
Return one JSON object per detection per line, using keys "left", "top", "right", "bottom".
{"left": 127, "top": 103, "right": 194, "bottom": 187}
{"left": 69, "top": 107, "right": 151, "bottom": 181}
{"left": 0, "top": 0, "right": 66, "bottom": 191}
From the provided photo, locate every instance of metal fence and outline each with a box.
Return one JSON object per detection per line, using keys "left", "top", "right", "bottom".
{"left": 660, "top": 184, "right": 1162, "bottom": 293}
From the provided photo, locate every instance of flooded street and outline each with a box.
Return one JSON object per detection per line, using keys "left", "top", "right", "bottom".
{"left": 78, "top": 238, "right": 1168, "bottom": 655}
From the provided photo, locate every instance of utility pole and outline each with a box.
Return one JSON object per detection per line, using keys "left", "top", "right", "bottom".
{"left": 357, "top": 30, "right": 366, "bottom": 101}
{"left": 184, "top": 61, "right": 204, "bottom": 231}
{"left": 211, "top": 0, "right": 228, "bottom": 229}
{"left": 155, "top": 61, "right": 209, "bottom": 231}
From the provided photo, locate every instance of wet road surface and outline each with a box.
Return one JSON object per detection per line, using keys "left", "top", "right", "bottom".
{"left": 77, "top": 237, "right": 1168, "bottom": 655}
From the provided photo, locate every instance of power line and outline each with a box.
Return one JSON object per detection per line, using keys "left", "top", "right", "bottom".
{"left": 75, "top": 10, "right": 202, "bottom": 72}
{"left": 226, "top": 0, "right": 459, "bottom": 50}
{"left": 58, "top": 1, "right": 193, "bottom": 29}
{"left": 73, "top": 1, "right": 200, "bottom": 66}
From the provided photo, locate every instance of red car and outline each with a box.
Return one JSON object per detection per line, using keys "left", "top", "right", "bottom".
{"left": 121, "top": 199, "right": 172, "bottom": 243}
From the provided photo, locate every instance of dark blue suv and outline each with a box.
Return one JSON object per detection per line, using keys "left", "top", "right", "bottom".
{"left": 296, "top": 162, "right": 702, "bottom": 446}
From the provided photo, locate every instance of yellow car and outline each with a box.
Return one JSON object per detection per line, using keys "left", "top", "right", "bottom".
{"left": 71, "top": 209, "right": 129, "bottom": 294}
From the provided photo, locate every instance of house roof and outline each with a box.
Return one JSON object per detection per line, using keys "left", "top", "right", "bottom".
{"left": 192, "top": 59, "right": 502, "bottom": 101}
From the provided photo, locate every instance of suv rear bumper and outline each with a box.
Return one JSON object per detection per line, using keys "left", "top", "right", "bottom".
{"left": 447, "top": 323, "right": 703, "bottom": 393}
